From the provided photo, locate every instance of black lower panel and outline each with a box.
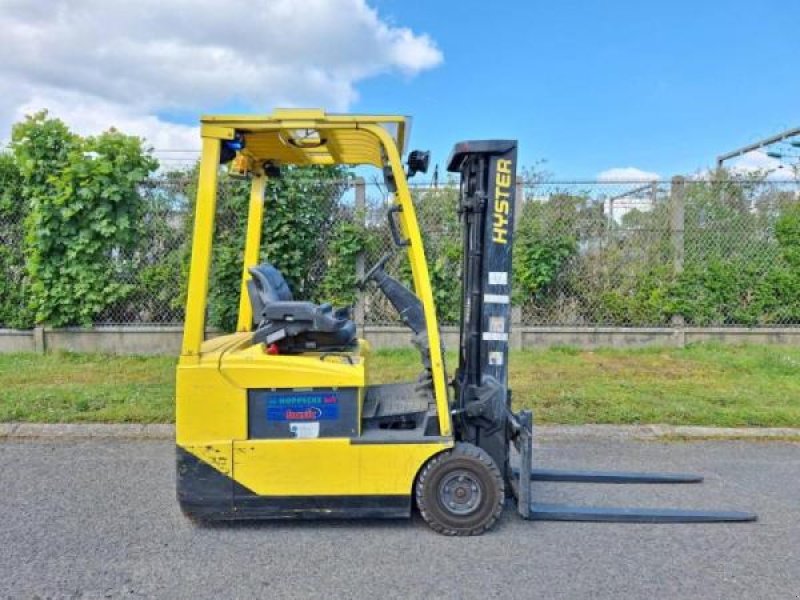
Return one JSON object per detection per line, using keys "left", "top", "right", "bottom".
{"left": 176, "top": 446, "right": 410, "bottom": 521}
{"left": 176, "top": 446, "right": 252, "bottom": 520}
{"left": 234, "top": 495, "right": 411, "bottom": 520}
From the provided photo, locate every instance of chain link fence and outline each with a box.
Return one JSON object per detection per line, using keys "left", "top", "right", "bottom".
{"left": 361, "top": 182, "right": 463, "bottom": 325}
{"left": 1, "top": 175, "right": 799, "bottom": 329}
{"left": 94, "top": 175, "right": 355, "bottom": 328}
{"left": 517, "top": 180, "right": 673, "bottom": 326}
{"left": 0, "top": 186, "right": 28, "bottom": 329}
{"left": 92, "top": 177, "right": 191, "bottom": 325}
{"left": 516, "top": 178, "right": 800, "bottom": 327}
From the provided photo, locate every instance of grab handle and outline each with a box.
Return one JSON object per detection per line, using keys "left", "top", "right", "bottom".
{"left": 388, "top": 205, "right": 410, "bottom": 248}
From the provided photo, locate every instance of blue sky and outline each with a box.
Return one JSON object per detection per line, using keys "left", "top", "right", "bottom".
{"left": 2, "top": 1, "right": 797, "bottom": 179}
{"left": 354, "top": 0, "right": 800, "bottom": 179}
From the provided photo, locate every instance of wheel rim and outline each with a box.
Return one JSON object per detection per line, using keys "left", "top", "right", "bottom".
{"left": 438, "top": 470, "right": 483, "bottom": 516}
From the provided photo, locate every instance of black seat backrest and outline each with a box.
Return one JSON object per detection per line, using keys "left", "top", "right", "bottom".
{"left": 250, "top": 263, "right": 293, "bottom": 302}
{"left": 247, "top": 263, "right": 293, "bottom": 325}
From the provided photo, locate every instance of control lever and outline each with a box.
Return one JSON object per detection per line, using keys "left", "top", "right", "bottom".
{"left": 357, "top": 251, "right": 395, "bottom": 290}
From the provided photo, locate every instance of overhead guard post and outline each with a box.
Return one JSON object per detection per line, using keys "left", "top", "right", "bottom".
{"left": 181, "top": 136, "right": 221, "bottom": 357}
{"left": 237, "top": 174, "right": 267, "bottom": 332}
{"left": 361, "top": 123, "right": 451, "bottom": 437}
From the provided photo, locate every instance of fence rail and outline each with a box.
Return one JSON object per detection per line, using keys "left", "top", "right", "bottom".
{"left": 2, "top": 175, "right": 800, "bottom": 331}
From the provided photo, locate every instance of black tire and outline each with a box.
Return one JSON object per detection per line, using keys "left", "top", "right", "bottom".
{"left": 415, "top": 443, "right": 505, "bottom": 536}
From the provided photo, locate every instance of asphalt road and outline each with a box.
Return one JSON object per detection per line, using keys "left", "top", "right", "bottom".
{"left": 1, "top": 438, "right": 798, "bottom": 600}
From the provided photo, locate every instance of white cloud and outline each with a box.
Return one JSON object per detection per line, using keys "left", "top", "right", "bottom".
{"left": 0, "top": 0, "right": 442, "bottom": 151}
{"left": 14, "top": 92, "right": 200, "bottom": 150}
{"left": 597, "top": 167, "right": 661, "bottom": 182}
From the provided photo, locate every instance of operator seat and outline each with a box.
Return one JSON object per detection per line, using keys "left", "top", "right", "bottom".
{"left": 247, "top": 263, "right": 357, "bottom": 353}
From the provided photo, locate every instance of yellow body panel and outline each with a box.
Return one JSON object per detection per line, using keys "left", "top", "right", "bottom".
{"left": 177, "top": 332, "right": 367, "bottom": 445}
{"left": 220, "top": 344, "right": 365, "bottom": 389}
{"left": 177, "top": 332, "right": 452, "bottom": 498}
{"left": 233, "top": 440, "right": 450, "bottom": 496}
{"left": 176, "top": 353, "right": 246, "bottom": 445}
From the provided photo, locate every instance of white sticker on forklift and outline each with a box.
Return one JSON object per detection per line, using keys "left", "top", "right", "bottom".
{"left": 488, "top": 272, "right": 508, "bottom": 285}
{"left": 484, "top": 294, "right": 510, "bottom": 304}
{"left": 489, "top": 316, "right": 505, "bottom": 333}
{"left": 289, "top": 422, "right": 320, "bottom": 438}
{"left": 489, "top": 351, "right": 504, "bottom": 365}
{"left": 482, "top": 332, "right": 508, "bottom": 342}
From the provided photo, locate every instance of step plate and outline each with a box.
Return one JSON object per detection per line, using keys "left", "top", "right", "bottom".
{"left": 363, "top": 383, "right": 429, "bottom": 420}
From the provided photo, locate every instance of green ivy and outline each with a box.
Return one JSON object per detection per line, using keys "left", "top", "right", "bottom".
{"left": 390, "top": 187, "right": 463, "bottom": 324}
{"left": 11, "top": 112, "right": 158, "bottom": 326}
{"left": 196, "top": 165, "right": 351, "bottom": 331}
{"left": 514, "top": 227, "right": 577, "bottom": 304}
{"left": 315, "top": 216, "right": 371, "bottom": 307}
{"left": 261, "top": 166, "right": 350, "bottom": 295}
{"left": 776, "top": 202, "right": 800, "bottom": 268}
{"left": 513, "top": 193, "right": 582, "bottom": 307}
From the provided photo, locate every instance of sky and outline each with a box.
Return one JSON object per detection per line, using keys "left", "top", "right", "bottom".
{"left": 1, "top": 0, "right": 798, "bottom": 180}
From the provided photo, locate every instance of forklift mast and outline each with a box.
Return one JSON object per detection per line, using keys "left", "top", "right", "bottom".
{"left": 448, "top": 140, "right": 518, "bottom": 475}
{"left": 446, "top": 140, "right": 755, "bottom": 524}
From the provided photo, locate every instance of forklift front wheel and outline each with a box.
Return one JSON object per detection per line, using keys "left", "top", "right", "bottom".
{"left": 415, "top": 443, "right": 504, "bottom": 536}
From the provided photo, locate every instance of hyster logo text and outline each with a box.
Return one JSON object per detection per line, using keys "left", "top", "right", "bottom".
{"left": 492, "top": 159, "right": 513, "bottom": 244}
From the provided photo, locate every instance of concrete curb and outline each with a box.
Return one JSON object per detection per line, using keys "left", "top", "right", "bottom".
{"left": 1, "top": 423, "right": 176, "bottom": 440}
{"left": 2, "top": 423, "right": 800, "bottom": 441}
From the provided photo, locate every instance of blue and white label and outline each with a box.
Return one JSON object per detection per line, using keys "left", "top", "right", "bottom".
{"left": 266, "top": 392, "right": 339, "bottom": 422}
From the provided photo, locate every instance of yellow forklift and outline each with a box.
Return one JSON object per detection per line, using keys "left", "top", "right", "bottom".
{"left": 176, "top": 109, "right": 755, "bottom": 535}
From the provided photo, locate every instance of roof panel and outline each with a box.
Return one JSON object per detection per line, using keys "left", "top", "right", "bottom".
{"left": 200, "top": 109, "right": 408, "bottom": 167}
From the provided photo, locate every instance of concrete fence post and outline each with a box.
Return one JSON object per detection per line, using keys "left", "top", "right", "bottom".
{"left": 511, "top": 307, "right": 523, "bottom": 350}
{"left": 33, "top": 326, "right": 46, "bottom": 354}
{"left": 511, "top": 177, "right": 525, "bottom": 349}
{"left": 354, "top": 177, "right": 366, "bottom": 329}
{"left": 607, "top": 196, "right": 615, "bottom": 243}
{"left": 670, "top": 175, "right": 686, "bottom": 347}
{"left": 514, "top": 178, "right": 525, "bottom": 229}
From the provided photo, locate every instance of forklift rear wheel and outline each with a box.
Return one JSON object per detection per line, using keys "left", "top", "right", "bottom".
{"left": 416, "top": 443, "right": 504, "bottom": 536}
